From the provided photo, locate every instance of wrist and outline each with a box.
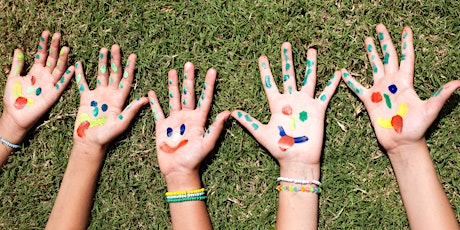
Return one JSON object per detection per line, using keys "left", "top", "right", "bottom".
{"left": 164, "top": 170, "right": 203, "bottom": 192}
{"left": 386, "top": 138, "right": 428, "bottom": 163}
{"left": 279, "top": 161, "right": 321, "bottom": 180}
{"left": 0, "top": 113, "right": 29, "bottom": 145}
{"left": 70, "top": 141, "right": 108, "bottom": 165}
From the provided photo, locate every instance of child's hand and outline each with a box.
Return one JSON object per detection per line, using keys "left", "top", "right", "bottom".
{"left": 148, "top": 62, "right": 230, "bottom": 177}
{"left": 2, "top": 31, "right": 73, "bottom": 134}
{"left": 341, "top": 24, "right": 460, "bottom": 152}
{"left": 232, "top": 42, "right": 341, "bottom": 167}
{"left": 73, "top": 45, "right": 148, "bottom": 150}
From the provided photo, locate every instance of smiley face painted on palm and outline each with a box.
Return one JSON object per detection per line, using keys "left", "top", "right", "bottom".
{"left": 277, "top": 105, "right": 309, "bottom": 151}
{"left": 373, "top": 84, "right": 407, "bottom": 133}
{"left": 159, "top": 124, "right": 189, "bottom": 153}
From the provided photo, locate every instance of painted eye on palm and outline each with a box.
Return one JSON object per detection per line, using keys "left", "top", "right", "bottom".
{"left": 373, "top": 84, "right": 407, "bottom": 133}
{"left": 76, "top": 100, "right": 109, "bottom": 138}
{"left": 160, "top": 124, "right": 189, "bottom": 153}
{"left": 277, "top": 105, "right": 309, "bottom": 152}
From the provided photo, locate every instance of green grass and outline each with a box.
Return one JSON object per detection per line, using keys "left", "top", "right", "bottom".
{"left": 1, "top": 0, "right": 459, "bottom": 229}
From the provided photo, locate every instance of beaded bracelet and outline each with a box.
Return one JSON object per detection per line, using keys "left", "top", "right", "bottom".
{"left": 0, "top": 136, "right": 21, "bottom": 149}
{"left": 167, "top": 195, "right": 207, "bottom": 203}
{"left": 166, "top": 191, "right": 206, "bottom": 200}
{"left": 276, "top": 185, "right": 322, "bottom": 194}
{"left": 277, "top": 177, "right": 322, "bottom": 186}
{"left": 165, "top": 188, "right": 205, "bottom": 197}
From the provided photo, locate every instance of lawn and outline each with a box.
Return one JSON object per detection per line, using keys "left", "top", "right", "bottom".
{"left": 0, "top": 0, "right": 459, "bottom": 229}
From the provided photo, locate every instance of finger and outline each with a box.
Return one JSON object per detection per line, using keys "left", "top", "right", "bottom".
{"left": 51, "top": 47, "right": 70, "bottom": 81}
{"left": 10, "top": 49, "right": 25, "bottom": 76}
{"left": 341, "top": 69, "right": 368, "bottom": 100}
{"left": 148, "top": 90, "right": 165, "bottom": 122}
{"left": 258, "top": 55, "right": 280, "bottom": 101}
{"left": 46, "top": 33, "right": 61, "bottom": 70}
{"left": 97, "top": 48, "right": 109, "bottom": 86}
{"left": 168, "top": 70, "right": 181, "bottom": 113}
{"left": 375, "top": 24, "right": 399, "bottom": 75}
{"left": 74, "top": 61, "right": 89, "bottom": 93}
{"left": 365, "top": 37, "right": 385, "bottom": 81}
{"left": 399, "top": 26, "right": 415, "bottom": 83}
{"left": 34, "top": 31, "right": 50, "bottom": 66}
{"left": 109, "top": 45, "right": 122, "bottom": 88}
{"left": 316, "top": 71, "right": 341, "bottom": 105}
{"left": 197, "top": 68, "right": 217, "bottom": 114}
{"left": 300, "top": 48, "right": 317, "bottom": 97}
{"left": 54, "top": 66, "right": 75, "bottom": 93}
{"left": 202, "top": 110, "right": 231, "bottom": 143}
{"left": 181, "top": 62, "right": 196, "bottom": 110}
{"left": 231, "top": 110, "right": 263, "bottom": 135}
{"left": 425, "top": 80, "right": 460, "bottom": 118}
{"left": 117, "top": 97, "right": 149, "bottom": 125}
{"left": 118, "top": 54, "right": 136, "bottom": 92}
{"left": 281, "top": 42, "right": 297, "bottom": 94}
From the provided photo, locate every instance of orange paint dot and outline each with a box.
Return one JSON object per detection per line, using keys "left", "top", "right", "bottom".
{"left": 371, "top": 92, "right": 382, "bottom": 103}
{"left": 278, "top": 135, "right": 294, "bottom": 151}
{"left": 31, "top": 76, "right": 36, "bottom": 85}
{"left": 14, "top": 97, "right": 28, "bottom": 109}
{"left": 77, "top": 121, "right": 90, "bottom": 137}
{"left": 282, "top": 105, "right": 292, "bottom": 115}
{"left": 391, "top": 115, "right": 403, "bottom": 133}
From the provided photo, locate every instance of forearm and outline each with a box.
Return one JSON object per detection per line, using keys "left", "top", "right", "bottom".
{"left": 46, "top": 143, "right": 106, "bottom": 230}
{"left": 0, "top": 114, "right": 28, "bottom": 167}
{"left": 388, "top": 139, "right": 458, "bottom": 230}
{"left": 276, "top": 162, "right": 320, "bottom": 230}
{"left": 165, "top": 171, "right": 212, "bottom": 230}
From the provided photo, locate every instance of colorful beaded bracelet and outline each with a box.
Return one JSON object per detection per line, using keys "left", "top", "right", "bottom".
{"left": 166, "top": 192, "right": 206, "bottom": 200}
{"left": 165, "top": 188, "right": 205, "bottom": 197}
{"left": 276, "top": 185, "right": 322, "bottom": 194}
{"left": 0, "top": 136, "right": 21, "bottom": 149}
{"left": 166, "top": 195, "right": 207, "bottom": 203}
{"left": 277, "top": 177, "right": 322, "bottom": 186}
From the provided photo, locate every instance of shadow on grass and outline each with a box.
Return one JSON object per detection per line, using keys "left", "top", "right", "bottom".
{"left": 426, "top": 93, "right": 460, "bottom": 140}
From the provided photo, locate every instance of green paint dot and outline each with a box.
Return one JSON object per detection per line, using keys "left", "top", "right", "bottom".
{"left": 343, "top": 72, "right": 349, "bottom": 78}
{"left": 264, "top": 75, "right": 272, "bottom": 88}
{"left": 372, "top": 63, "right": 378, "bottom": 73}
{"left": 401, "top": 54, "right": 406, "bottom": 61}
{"left": 35, "top": 54, "right": 40, "bottom": 59}
{"left": 109, "top": 53, "right": 113, "bottom": 59}
{"left": 320, "top": 94, "right": 326, "bottom": 101}
{"left": 184, "top": 74, "right": 188, "bottom": 79}
{"left": 367, "top": 44, "right": 372, "bottom": 52}
{"left": 285, "top": 63, "right": 291, "bottom": 71}
{"left": 169, "top": 90, "right": 173, "bottom": 98}
{"left": 182, "top": 99, "right": 187, "bottom": 105}
{"left": 76, "top": 74, "right": 82, "bottom": 83}
{"left": 261, "top": 62, "right": 267, "bottom": 69}
{"left": 79, "top": 84, "right": 84, "bottom": 92}
{"left": 299, "top": 111, "right": 308, "bottom": 122}
{"left": 125, "top": 60, "right": 129, "bottom": 67}
{"left": 100, "top": 65, "right": 106, "bottom": 73}
{"left": 17, "top": 53, "right": 25, "bottom": 61}
{"left": 153, "top": 109, "right": 159, "bottom": 121}
{"left": 55, "top": 84, "right": 59, "bottom": 90}
{"left": 123, "top": 71, "right": 128, "bottom": 78}
{"left": 383, "top": 93, "right": 392, "bottom": 109}
{"left": 288, "top": 86, "right": 293, "bottom": 94}
{"left": 169, "top": 103, "right": 173, "bottom": 109}
{"left": 203, "top": 83, "right": 207, "bottom": 90}
{"left": 201, "top": 92, "right": 205, "bottom": 99}
{"left": 383, "top": 44, "right": 387, "bottom": 51}
{"left": 119, "top": 81, "right": 123, "bottom": 88}
{"left": 306, "top": 59, "right": 314, "bottom": 67}
{"left": 383, "top": 53, "right": 390, "bottom": 64}
{"left": 38, "top": 44, "right": 43, "bottom": 50}
{"left": 378, "top": 32, "right": 384, "bottom": 40}
{"left": 168, "top": 79, "right": 173, "bottom": 84}
{"left": 109, "top": 77, "right": 113, "bottom": 84}
{"left": 283, "top": 74, "right": 290, "bottom": 82}
{"left": 27, "top": 86, "right": 34, "bottom": 94}
{"left": 65, "top": 69, "right": 71, "bottom": 74}
{"left": 111, "top": 63, "right": 118, "bottom": 72}
{"left": 93, "top": 107, "right": 99, "bottom": 117}
{"left": 99, "top": 53, "right": 104, "bottom": 59}
{"left": 244, "top": 114, "right": 252, "bottom": 122}
{"left": 197, "top": 100, "right": 202, "bottom": 107}
{"left": 149, "top": 98, "right": 155, "bottom": 105}
{"left": 118, "top": 115, "right": 123, "bottom": 120}
{"left": 40, "top": 36, "right": 45, "bottom": 42}
{"left": 60, "top": 76, "right": 65, "bottom": 83}
{"left": 237, "top": 111, "right": 243, "bottom": 118}
{"left": 183, "top": 85, "right": 188, "bottom": 94}
{"left": 59, "top": 49, "right": 64, "bottom": 56}
{"left": 251, "top": 123, "right": 259, "bottom": 130}
{"left": 75, "top": 63, "right": 79, "bottom": 69}
{"left": 97, "top": 79, "right": 101, "bottom": 85}
{"left": 403, "top": 32, "right": 408, "bottom": 39}
{"left": 403, "top": 42, "right": 407, "bottom": 50}
{"left": 326, "top": 81, "right": 332, "bottom": 86}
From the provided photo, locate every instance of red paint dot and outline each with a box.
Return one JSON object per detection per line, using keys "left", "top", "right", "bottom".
{"left": 278, "top": 135, "right": 294, "bottom": 151}
{"left": 31, "top": 76, "right": 36, "bottom": 85}
{"left": 371, "top": 92, "right": 383, "bottom": 103}
{"left": 14, "top": 97, "right": 28, "bottom": 109}
{"left": 77, "top": 121, "right": 90, "bottom": 137}
{"left": 282, "top": 105, "right": 292, "bottom": 115}
{"left": 391, "top": 115, "right": 403, "bottom": 133}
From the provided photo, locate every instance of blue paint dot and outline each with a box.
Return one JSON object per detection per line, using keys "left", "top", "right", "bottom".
{"left": 388, "top": 84, "right": 398, "bottom": 94}
{"left": 101, "top": 104, "right": 108, "bottom": 112}
{"left": 283, "top": 74, "right": 290, "bottom": 82}
{"left": 166, "top": 127, "right": 173, "bottom": 137}
{"left": 93, "top": 107, "right": 99, "bottom": 117}
{"left": 251, "top": 123, "right": 259, "bottom": 130}
{"left": 35, "top": 87, "right": 42, "bottom": 96}
{"left": 320, "top": 94, "right": 327, "bottom": 101}
{"left": 65, "top": 69, "right": 71, "bottom": 74}
{"left": 180, "top": 124, "right": 186, "bottom": 135}
{"left": 118, "top": 115, "right": 123, "bottom": 120}
{"left": 35, "top": 54, "right": 40, "bottom": 59}
{"left": 90, "top": 100, "right": 97, "bottom": 107}
{"left": 75, "top": 63, "right": 79, "bottom": 69}
{"left": 237, "top": 111, "right": 242, "bottom": 118}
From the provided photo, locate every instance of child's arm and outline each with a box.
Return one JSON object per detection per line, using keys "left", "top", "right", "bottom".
{"left": 341, "top": 24, "right": 459, "bottom": 229}
{"left": 0, "top": 31, "right": 73, "bottom": 167}
{"left": 232, "top": 42, "right": 341, "bottom": 229}
{"left": 45, "top": 45, "right": 148, "bottom": 229}
{"left": 148, "top": 62, "right": 230, "bottom": 229}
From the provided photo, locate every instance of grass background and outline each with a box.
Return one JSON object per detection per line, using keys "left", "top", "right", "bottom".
{"left": 0, "top": 0, "right": 459, "bottom": 229}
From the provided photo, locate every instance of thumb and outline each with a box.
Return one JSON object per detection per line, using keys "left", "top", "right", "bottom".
{"left": 230, "top": 110, "right": 264, "bottom": 138}
{"left": 202, "top": 110, "right": 231, "bottom": 144}
{"left": 425, "top": 80, "right": 460, "bottom": 118}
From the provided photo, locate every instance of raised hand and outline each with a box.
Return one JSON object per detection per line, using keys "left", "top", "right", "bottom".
{"left": 341, "top": 24, "right": 460, "bottom": 151}
{"left": 73, "top": 45, "right": 148, "bottom": 149}
{"left": 231, "top": 42, "right": 341, "bottom": 166}
{"left": 148, "top": 62, "right": 230, "bottom": 177}
{"left": 2, "top": 31, "right": 73, "bottom": 134}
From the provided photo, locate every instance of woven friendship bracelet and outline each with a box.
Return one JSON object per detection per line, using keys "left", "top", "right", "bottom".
{"left": 165, "top": 188, "right": 205, "bottom": 197}
{"left": 167, "top": 195, "right": 207, "bottom": 203}
{"left": 0, "top": 136, "right": 21, "bottom": 149}
{"left": 166, "top": 191, "right": 206, "bottom": 200}
{"left": 276, "top": 185, "right": 322, "bottom": 194}
{"left": 277, "top": 177, "right": 322, "bottom": 186}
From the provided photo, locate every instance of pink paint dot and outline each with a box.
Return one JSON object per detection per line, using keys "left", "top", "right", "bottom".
{"left": 282, "top": 105, "right": 292, "bottom": 115}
